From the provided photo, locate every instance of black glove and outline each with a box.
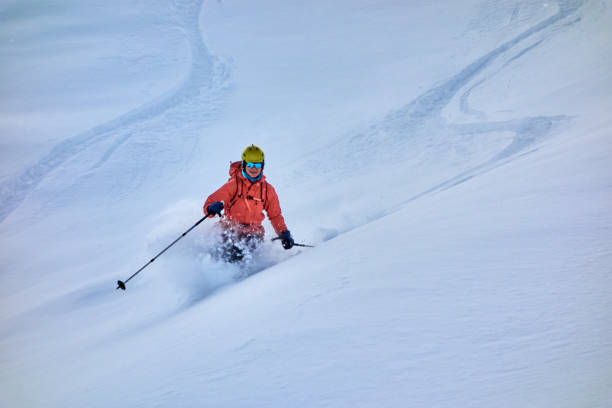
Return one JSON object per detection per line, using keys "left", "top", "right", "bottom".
{"left": 207, "top": 201, "right": 224, "bottom": 216}
{"left": 279, "top": 230, "right": 294, "bottom": 250}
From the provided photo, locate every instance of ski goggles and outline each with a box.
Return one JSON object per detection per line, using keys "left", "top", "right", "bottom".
{"left": 245, "top": 162, "right": 263, "bottom": 168}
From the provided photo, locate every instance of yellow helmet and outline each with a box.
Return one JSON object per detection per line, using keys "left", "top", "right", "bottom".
{"left": 242, "top": 144, "right": 265, "bottom": 163}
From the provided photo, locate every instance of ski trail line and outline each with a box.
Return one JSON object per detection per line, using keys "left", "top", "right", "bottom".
{"left": 307, "top": 0, "right": 583, "bottom": 210}
{"left": 0, "top": 0, "right": 228, "bottom": 225}
{"left": 391, "top": 0, "right": 583, "bottom": 206}
{"left": 290, "top": 0, "right": 584, "bottom": 242}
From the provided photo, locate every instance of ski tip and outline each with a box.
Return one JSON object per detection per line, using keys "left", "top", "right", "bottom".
{"left": 116, "top": 280, "right": 126, "bottom": 291}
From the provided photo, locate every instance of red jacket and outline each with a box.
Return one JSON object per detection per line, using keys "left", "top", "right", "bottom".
{"left": 204, "top": 161, "right": 288, "bottom": 236}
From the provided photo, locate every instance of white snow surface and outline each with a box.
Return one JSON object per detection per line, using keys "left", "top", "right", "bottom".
{"left": 1, "top": 0, "right": 612, "bottom": 407}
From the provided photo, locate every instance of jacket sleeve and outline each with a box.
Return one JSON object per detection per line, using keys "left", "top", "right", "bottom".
{"left": 203, "top": 178, "right": 237, "bottom": 217}
{"left": 264, "top": 183, "right": 288, "bottom": 235}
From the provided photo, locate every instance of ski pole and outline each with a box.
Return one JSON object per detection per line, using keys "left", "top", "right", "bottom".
{"left": 116, "top": 214, "right": 210, "bottom": 290}
{"left": 271, "top": 237, "right": 315, "bottom": 248}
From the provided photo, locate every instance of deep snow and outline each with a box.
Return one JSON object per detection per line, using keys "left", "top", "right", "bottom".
{"left": 1, "top": 0, "right": 612, "bottom": 407}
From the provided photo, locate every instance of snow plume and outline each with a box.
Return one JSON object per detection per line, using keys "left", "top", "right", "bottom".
{"left": 143, "top": 200, "right": 292, "bottom": 307}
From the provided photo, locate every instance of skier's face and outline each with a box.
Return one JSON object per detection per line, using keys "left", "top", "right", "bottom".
{"left": 245, "top": 163, "right": 263, "bottom": 178}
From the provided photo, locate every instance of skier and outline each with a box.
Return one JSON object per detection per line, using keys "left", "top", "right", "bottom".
{"left": 203, "top": 145, "right": 294, "bottom": 262}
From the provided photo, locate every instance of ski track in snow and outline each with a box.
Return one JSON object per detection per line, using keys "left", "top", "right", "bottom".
{"left": 0, "top": 0, "right": 230, "bottom": 225}
{"left": 300, "top": 0, "right": 583, "bottom": 224}
{"left": 0, "top": 0, "right": 584, "bottom": 231}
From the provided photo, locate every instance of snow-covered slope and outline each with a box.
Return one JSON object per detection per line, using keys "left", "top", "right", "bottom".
{"left": 1, "top": 0, "right": 611, "bottom": 407}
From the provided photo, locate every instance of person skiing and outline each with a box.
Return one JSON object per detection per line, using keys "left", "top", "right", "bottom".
{"left": 203, "top": 145, "right": 294, "bottom": 262}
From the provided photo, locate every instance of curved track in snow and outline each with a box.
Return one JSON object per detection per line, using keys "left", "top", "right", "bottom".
{"left": 0, "top": 0, "right": 230, "bottom": 224}
{"left": 302, "top": 0, "right": 583, "bottom": 212}
{"left": 0, "top": 0, "right": 585, "bottom": 227}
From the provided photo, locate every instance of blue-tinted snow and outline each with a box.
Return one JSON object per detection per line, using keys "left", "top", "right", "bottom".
{"left": 1, "top": 0, "right": 611, "bottom": 407}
